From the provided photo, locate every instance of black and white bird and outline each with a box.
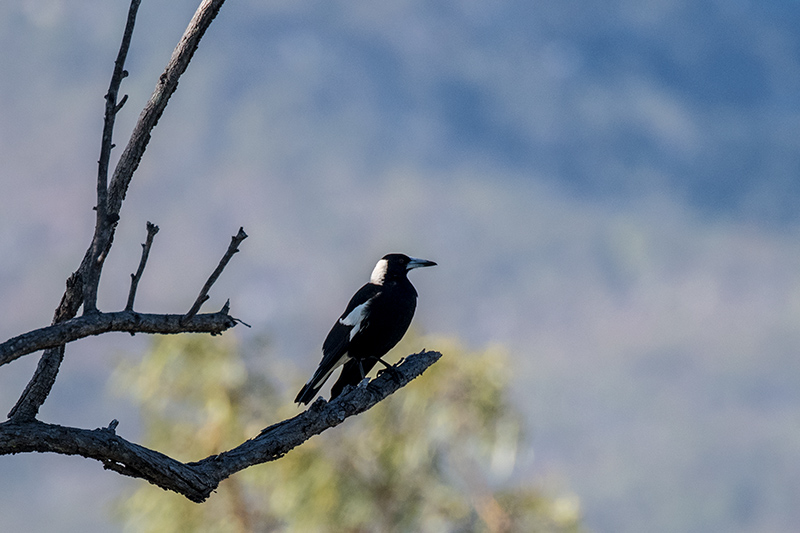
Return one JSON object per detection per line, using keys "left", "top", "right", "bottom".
{"left": 295, "top": 253, "right": 436, "bottom": 405}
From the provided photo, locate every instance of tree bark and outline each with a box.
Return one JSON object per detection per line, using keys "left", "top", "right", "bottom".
{"left": 0, "top": 351, "right": 442, "bottom": 502}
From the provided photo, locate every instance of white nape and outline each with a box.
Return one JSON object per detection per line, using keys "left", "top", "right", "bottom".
{"left": 369, "top": 258, "right": 389, "bottom": 285}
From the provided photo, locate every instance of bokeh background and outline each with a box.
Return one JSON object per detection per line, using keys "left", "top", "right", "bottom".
{"left": 2, "top": 0, "right": 800, "bottom": 531}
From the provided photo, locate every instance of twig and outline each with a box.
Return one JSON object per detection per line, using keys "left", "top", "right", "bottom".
{"left": 85, "top": 0, "right": 142, "bottom": 315}
{"left": 126, "top": 222, "right": 160, "bottom": 311}
{"left": 114, "top": 94, "right": 129, "bottom": 114}
{"left": 0, "top": 311, "right": 239, "bottom": 368}
{"left": 0, "top": 351, "right": 442, "bottom": 502}
{"left": 183, "top": 228, "right": 248, "bottom": 323}
{"left": 98, "top": 0, "right": 140, "bottom": 210}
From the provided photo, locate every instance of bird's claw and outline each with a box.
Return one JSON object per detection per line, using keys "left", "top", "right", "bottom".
{"left": 376, "top": 364, "right": 402, "bottom": 383}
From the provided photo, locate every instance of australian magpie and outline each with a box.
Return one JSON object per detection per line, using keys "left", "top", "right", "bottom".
{"left": 295, "top": 253, "right": 436, "bottom": 405}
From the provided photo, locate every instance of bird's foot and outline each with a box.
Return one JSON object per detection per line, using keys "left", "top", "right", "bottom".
{"left": 376, "top": 363, "right": 402, "bottom": 383}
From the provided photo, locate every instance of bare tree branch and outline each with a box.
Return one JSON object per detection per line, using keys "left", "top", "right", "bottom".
{"left": 84, "top": 0, "right": 142, "bottom": 315}
{"left": 126, "top": 222, "right": 160, "bottom": 311}
{"left": 0, "top": 351, "right": 442, "bottom": 503}
{"left": 7, "top": 0, "right": 229, "bottom": 422}
{"left": 107, "top": 0, "right": 227, "bottom": 216}
{"left": 183, "top": 227, "right": 248, "bottom": 323}
{"left": 0, "top": 311, "right": 238, "bottom": 368}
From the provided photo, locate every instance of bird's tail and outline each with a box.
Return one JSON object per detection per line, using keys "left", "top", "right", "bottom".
{"left": 294, "top": 361, "right": 341, "bottom": 405}
{"left": 294, "top": 379, "right": 323, "bottom": 405}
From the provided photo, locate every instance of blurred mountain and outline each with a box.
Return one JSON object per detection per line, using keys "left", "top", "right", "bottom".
{"left": 2, "top": 1, "right": 800, "bottom": 532}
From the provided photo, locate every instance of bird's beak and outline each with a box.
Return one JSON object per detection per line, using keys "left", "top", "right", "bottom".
{"left": 407, "top": 257, "right": 437, "bottom": 270}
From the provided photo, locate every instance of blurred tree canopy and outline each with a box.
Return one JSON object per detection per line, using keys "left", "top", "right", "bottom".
{"left": 112, "top": 334, "right": 582, "bottom": 533}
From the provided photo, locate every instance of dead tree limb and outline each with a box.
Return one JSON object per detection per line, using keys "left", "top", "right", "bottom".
{"left": 0, "top": 351, "right": 442, "bottom": 503}
{"left": 0, "top": 310, "right": 237, "bottom": 368}
{"left": 7, "top": 0, "right": 230, "bottom": 421}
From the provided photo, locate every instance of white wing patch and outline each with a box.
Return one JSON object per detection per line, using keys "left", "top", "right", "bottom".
{"left": 339, "top": 299, "right": 371, "bottom": 341}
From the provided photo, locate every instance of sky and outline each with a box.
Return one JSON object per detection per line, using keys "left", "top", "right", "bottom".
{"left": 2, "top": 1, "right": 800, "bottom": 532}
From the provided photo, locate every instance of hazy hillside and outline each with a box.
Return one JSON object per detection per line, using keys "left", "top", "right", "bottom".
{"left": 2, "top": 1, "right": 800, "bottom": 532}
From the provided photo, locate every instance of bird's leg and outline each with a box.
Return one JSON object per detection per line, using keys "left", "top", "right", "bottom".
{"left": 375, "top": 357, "right": 402, "bottom": 382}
{"left": 353, "top": 359, "right": 371, "bottom": 390}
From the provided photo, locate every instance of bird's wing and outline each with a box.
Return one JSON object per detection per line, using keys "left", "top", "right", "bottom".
{"left": 294, "top": 283, "right": 381, "bottom": 404}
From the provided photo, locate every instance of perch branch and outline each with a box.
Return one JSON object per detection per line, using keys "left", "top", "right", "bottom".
{"left": 0, "top": 351, "right": 442, "bottom": 503}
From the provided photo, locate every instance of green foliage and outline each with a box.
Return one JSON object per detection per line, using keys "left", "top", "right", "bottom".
{"left": 112, "top": 334, "right": 582, "bottom": 533}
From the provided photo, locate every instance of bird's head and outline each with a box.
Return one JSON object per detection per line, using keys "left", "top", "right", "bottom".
{"left": 370, "top": 253, "right": 437, "bottom": 285}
